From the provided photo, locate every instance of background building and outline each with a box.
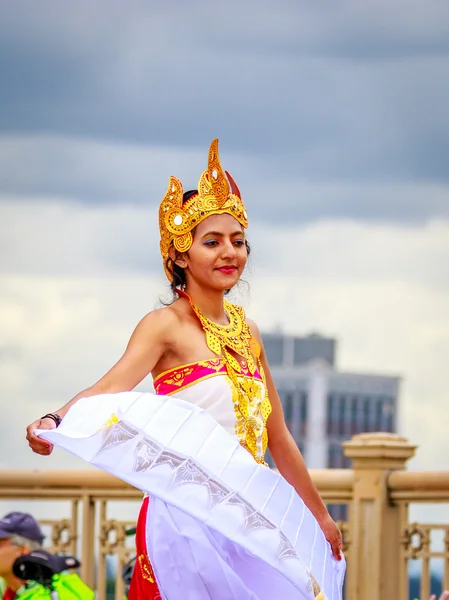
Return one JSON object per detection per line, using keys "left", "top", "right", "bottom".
{"left": 263, "top": 331, "right": 400, "bottom": 520}
{"left": 263, "top": 331, "right": 400, "bottom": 469}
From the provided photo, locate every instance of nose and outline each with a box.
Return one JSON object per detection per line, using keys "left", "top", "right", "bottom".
{"left": 221, "top": 238, "right": 237, "bottom": 259}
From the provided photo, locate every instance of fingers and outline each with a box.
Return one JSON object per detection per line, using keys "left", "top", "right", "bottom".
{"left": 329, "top": 533, "right": 342, "bottom": 560}
{"left": 333, "top": 528, "right": 343, "bottom": 560}
{"left": 332, "top": 540, "right": 342, "bottom": 560}
{"left": 26, "top": 420, "right": 55, "bottom": 455}
{"left": 28, "top": 443, "right": 54, "bottom": 455}
{"left": 324, "top": 525, "right": 343, "bottom": 560}
{"left": 320, "top": 517, "right": 343, "bottom": 561}
{"left": 331, "top": 544, "right": 340, "bottom": 560}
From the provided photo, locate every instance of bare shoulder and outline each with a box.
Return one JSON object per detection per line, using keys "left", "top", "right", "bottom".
{"left": 134, "top": 304, "right": 182, "bottom": 343}
{"left": 139, "top": 304, "right": 179, "bottom": 326}
{"left": 136, "top": 298, "right": 195, "bottom": 337}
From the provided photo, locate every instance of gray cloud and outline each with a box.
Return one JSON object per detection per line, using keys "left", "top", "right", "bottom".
{"left": 1, "top": 137, "right": 448, "bottom": 226}
{"left": 0, "top": 199, "right": 162, "bottom": 276}
{"left": 2, "top": 199, "right": 448, "bottom": 302}
{"left": 0, "top": 0, "right": 448, "bottom": 188}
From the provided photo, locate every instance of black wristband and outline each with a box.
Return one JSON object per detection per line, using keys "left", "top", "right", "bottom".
{"left": 40, "top": 413, "right": 62, "bottom": 428}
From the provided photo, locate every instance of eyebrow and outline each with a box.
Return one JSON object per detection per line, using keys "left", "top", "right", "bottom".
{"left": 201, "top": 230, "right": 244, "bottom": 239}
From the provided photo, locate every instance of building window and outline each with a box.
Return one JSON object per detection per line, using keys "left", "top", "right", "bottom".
{"left": 283, "top": 393, "right": 293, "bottom": 423}
{"left": 327, "top": 441, "right": 344, "bottom": 469}
{"left": 300, "top": 392, "right": 307, "bottom": 422}
{"left": 363, "top": 396, "right": 371, "bottom": 431}
{"left": 299, "top": 392, "right": 307, "bottom": 437}
{"left": 329, "top": 504, "right": 348, "bottom": 523}
{"left": 326, "top": 394, "right": 332, "bottom": 435}
{"left": 375, "top": 397, "right": 383, "bottom": 430}
{"left": 338, "top": 396, "right": 346, "bottom": 436}
{"left": 327, "top": 393, "right": 343, "bottom": 436}
{"left": 350, "top": 396, "right": 358, "bottom": 435}
{"left": 293, "top": 335, "right": 335, "bottom": 367}
{"left": 262, "top": 335, "right": 284, "bottom": 366}
{"left": 385, "top": 398, "right": 395, "bottom": 432}
{"left": 283, "top": 393, "right": 294, "bottom": 435}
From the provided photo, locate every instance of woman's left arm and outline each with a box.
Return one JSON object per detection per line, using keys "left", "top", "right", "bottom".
{"left": 248, "top": 319, "right": 343, "bottom": 560}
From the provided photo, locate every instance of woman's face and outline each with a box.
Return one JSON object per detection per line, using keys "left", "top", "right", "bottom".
{"left": 181, "top": 213, "right": 248, "bottom": 291}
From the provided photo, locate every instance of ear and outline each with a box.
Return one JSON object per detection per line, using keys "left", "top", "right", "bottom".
{"left": 12, "top": 544, "right": 30, "bottom": 559}
{"left": 168, "top": 245, "right": 187, "bottom": 268}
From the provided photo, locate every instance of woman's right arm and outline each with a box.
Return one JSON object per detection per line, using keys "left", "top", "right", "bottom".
{"left": 26, "top": 308, "right": 176, "bottom": 456}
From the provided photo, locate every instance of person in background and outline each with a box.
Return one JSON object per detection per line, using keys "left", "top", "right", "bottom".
{"left": 0, "top": 512, "right": 44, "bottom": 600}
{"left": 0, "top": 512, "right": 94, "bottom": 599}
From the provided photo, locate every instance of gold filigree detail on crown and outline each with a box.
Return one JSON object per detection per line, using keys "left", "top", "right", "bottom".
{"left": 158, "top": 139, "right": 248, "bottom": 281}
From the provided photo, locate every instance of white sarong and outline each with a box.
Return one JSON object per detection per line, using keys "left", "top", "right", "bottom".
{"left": 38, "top": 392, "right": 345, "bottom": 599}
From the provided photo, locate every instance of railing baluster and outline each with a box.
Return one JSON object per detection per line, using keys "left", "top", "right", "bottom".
{"left": 444, "top": 527, "right": 449, "bottom": 590}
{"left": 115, "top": 547, "right": 126, "bottom": 600}
{"left": 420, "top": 537, "right": 431, "bottom": 600}
{"left": 398, "top": 501, "right": 409, "bottom": 600}
{"left": 97, "top": 500, "right": 108, "bottom": 600}
{"left": 71, "top": 498, "right": 79, "bottom": 558}
{"left": 81, "top": 493, "right": 96, "bottom": 589}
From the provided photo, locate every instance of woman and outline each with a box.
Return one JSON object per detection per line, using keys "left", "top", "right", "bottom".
{"left": 26, "top": 139, "right": 345, "bottom": 599}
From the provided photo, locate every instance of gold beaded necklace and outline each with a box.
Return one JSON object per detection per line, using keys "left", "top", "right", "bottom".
{"left": 177, "top": 290, "right": 272, "bottom": 464}
{"left": 192, "top": 299, "right": 258, "bottom": 376}
{"left": 177, "top": 289, "right": 259, "bottom": 372}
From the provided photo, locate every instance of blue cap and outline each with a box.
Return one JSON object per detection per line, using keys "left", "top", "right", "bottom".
{"left": 0, "top": 512, "right": 45, "bottom": 544}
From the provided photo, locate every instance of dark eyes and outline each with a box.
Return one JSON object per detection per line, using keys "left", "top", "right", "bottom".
{"left": 204, "top": 239, "right": 245, "bottom": 247}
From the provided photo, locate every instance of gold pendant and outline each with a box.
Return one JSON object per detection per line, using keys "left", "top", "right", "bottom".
{"left": 238, "top": 396, "right": 249, "bottom": 418}
{"left": 205, "top": 331, "right": 222, "bottom": 356}
{"left": 225, "top": 351, "right": 242, "bottom": 373}
{"left": 190, "top": 297, "right": 260, "bottom": 378}
{"left": 247, "top": 355, "right": 257, "bottom": 375}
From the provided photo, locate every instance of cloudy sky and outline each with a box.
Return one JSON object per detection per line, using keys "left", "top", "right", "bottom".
{"left": 1, "top": 0, "right": 448, "bottom": 490}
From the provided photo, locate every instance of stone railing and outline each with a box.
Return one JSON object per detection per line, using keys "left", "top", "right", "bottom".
{"left": 1, "top": 433, "right": 449, "bottom": 600}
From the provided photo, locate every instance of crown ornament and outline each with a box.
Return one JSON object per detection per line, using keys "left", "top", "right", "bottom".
{"left": 158, "top": 138, "right": 248, "bottom": 281}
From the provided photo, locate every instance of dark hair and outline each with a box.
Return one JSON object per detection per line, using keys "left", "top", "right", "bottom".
{"left": 164, "top": 190, "right": 251, "bottom": 299}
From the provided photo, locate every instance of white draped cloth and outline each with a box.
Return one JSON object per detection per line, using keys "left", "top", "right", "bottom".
{"left": 38, "top": 390, "right": 345, "bottom": 599}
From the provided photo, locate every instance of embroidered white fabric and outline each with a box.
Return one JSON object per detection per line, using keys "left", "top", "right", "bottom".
{"left": 37, "top": 391, "right": 345, "bottom": 599}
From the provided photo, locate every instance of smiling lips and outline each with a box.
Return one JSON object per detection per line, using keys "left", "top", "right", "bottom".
{"left": 217, "top": 266, "right": 238, "bottom": 274}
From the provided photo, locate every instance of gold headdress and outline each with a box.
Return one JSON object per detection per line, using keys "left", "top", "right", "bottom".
{"left": 158, "top": 138, "right": 248, "bottom": 280}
